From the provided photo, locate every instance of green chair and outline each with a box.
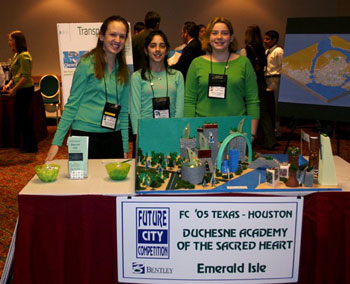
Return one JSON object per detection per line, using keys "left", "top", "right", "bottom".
{"left": 39, "top": 74, "right": 61, "bottom": 125}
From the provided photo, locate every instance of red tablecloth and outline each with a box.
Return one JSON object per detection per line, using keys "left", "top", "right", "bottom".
{"left": 12, "top": 192, "right": 350, "bottom": 284}
{"left": 0, "top": 90, "right": 47, "bottom": 148}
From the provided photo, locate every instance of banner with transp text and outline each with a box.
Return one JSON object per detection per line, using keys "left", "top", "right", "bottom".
{"left": 57, "top": 22, "right": 133, "bottom": 105}
{"left": 117, "top": 196, "right": 303, "bottom": 284}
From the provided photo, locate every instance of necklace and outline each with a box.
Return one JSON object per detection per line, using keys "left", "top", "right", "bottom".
{"left": 210, "top": 52, "right": 231, "bottom": 74}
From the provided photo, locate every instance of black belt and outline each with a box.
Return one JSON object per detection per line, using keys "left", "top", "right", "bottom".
{"left": 265, "top": 74, "right": 281, "bottom": 78}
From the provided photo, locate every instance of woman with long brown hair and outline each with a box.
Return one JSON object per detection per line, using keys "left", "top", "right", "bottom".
{"left": 46, "top": 15, "right": 130, "bottom": 160}
{"left": 3, "top": 31, "right": 37, "bottom": 152}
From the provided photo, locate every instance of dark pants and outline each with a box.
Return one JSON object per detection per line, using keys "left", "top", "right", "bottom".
{"left": 14, "top": 86, "right": 37, "bottom": 152}
{"left": 70, "top": 129, "right": 123, "bottom": 159}
{"left": 257, "top": 85, "right": 277, "bottom": 149}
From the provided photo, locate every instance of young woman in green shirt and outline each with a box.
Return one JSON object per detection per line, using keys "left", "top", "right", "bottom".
{"left": 184, "top": 17, "right": 260, "bottom": 140}
{"left": 46, "top": 15, "right": 130, "bottom": 161}
{"left": 130, "top": 30, "right": 184, "bottom": 135}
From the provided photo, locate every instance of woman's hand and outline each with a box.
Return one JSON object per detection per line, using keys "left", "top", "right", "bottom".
{"left": 46, "top": 145, "right": 59, "bottom": 162}
{"left": 2, "top": 83, "right": 11, "bottom": 92}
{"left": 8, "top": 88, "right": 16, "bottom": 96}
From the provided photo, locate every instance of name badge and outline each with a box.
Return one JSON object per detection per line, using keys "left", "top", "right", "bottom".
{"left": 152, "top": 97, "right": 170, "bottom": 119}
{"left": 208, "top": 73, "right": 227, "bottom": 99}
{"left": 101, "top": 102, "right": 121, "bottom": 130}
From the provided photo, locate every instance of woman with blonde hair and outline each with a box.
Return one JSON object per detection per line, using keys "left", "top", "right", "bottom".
{"left": 184, "top": 17, "right": 259, "bottom": 140}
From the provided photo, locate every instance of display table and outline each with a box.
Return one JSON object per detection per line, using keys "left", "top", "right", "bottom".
{"left": 0, "top": 91, "right": 47, "bottom": 148}
{"left": 11, "top": 158, "right": 350, "bottom": 284}
{"left": 20, "top": 159, "right": 136, "bottom": 196}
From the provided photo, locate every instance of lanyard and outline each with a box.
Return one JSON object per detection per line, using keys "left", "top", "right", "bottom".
{"left": 210, "top": 52, "right": 231, "bottom": 75}
{"left": 149, "top": 71, "right": 168, "bottom": 98}
{"left": 103, "top": 74, "right": 119, "bottom": 105}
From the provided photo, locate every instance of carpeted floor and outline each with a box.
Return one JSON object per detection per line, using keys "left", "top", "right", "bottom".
{"left": 0, "top": 125, "right": 68, "bottom": 276}
{"left": 0, "top": 121, "right": 349, "bottom": 276}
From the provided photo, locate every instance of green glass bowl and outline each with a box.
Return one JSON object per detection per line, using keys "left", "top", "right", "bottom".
{"left": 35, "top": 164, "right": 60, "bottom": 182}
{"left": 105, "top": 162, "right": 131, "bottom": 181}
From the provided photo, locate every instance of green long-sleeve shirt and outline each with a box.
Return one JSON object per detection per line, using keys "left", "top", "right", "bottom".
{"left": 52, "top": 54, "right": 129, "bottom": 152}
{"left": 184, "top": 55, "right": 260, "bottom": 119}
{"left": 130, "top": 69, "right": 184, "bottom": 134}
{"left": 11, "top": 51, "right": 34, "bottom": 88}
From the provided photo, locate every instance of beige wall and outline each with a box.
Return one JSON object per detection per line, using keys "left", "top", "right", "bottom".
{"left": 0, "top": 0, "right": 346, "bottom": 76}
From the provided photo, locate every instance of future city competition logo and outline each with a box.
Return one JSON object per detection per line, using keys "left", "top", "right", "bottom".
{"left": 136, "top": 207, "right": 170, "bottom": 259}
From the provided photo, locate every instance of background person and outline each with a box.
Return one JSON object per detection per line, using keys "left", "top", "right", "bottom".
{"left": 130, "top": 30, "right": 184, "bottom": 135}
{"left": 132, "top": 11, "right": 161, "bottom": 72}
{"left": 0, "top": 63, "right": 5, "bottom": 88}
{"left": 264, "top": 30, "right": 284, "bottom": 137}
{"left": 46, "top": 15, "right": 130, "bottom": 161}
{"left": 184, "top": 17, "right": 259, "bottom": 139}
{"left": 172, "top": 21, "right": 205, "bottom": 80}
{"left": 197, "top": 24, "right": 207, "bottom": 42}
{"left": 133, "top": 22, "right": 145, "bottom": 36}
{"left": 2, "top": 31, "right": 37, "bottom": 153}
{"left": 241, "top": 25, "right": 276, "bottom": 149}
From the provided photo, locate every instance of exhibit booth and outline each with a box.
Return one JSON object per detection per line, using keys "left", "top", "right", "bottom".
{"left": 8, "top": 115, "right": 350, "bottom": 284}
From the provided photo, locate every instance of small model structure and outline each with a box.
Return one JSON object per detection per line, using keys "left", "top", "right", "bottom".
{"left": 303, "top": 167, "right": 315, "bottom": 187}
{"left": 318, "top": 133, "right": 337, "bottom": 185}
{"left": 249, "top": 156, "right": 280, "bottom": 170}
{"left": 181, "top": 148, "right": 206, "bottom": 185}
{"left": 229, "top": 118, "right": 247, "bottom": 162}
{"left": 180, "top": 123, "right": 196, "bottom": 159}
{"left": 228, "top": 149, "right": 239, "bottom": 173}
{"left": 196, "top": 132, "right": 214, "bottom": 173}
{"left": 266, "top": 167, "right": 279, "bottom": 187}
{"left": 279, "top": 163, "right": 290, "bottom": 179}
{"left": 202, "top": 123, "right": 219, "bottom": 163}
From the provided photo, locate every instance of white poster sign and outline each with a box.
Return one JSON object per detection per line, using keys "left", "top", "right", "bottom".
{"left": 117, "top": 196, "right": 303, "bottom": 284}
{"left": 57, "top": 22, "right": 133, "bottom": 105}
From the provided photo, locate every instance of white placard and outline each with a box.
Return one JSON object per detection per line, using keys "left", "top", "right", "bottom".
{"left": 57, "top": 22, "right": 133, "bottom": 105}
{"left": 117, "top": 196, "right": 303, "bottom": 284}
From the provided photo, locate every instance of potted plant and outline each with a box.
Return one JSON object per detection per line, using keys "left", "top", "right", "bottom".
{"left": 286, "top": 164, "right": 299, "bottom": 187}
{"left": 287, "top": 146, "right": 300, "bottom": 167}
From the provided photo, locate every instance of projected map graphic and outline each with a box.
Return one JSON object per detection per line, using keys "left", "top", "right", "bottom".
{"left": 280, "top": 34, "right": 350, "bottom": 105}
